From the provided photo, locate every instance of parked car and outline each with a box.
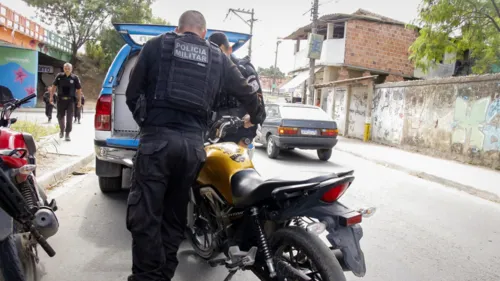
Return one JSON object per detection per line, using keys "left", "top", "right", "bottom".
{"left": 255, "top": 103, "right": 338, "bottom": 161}
{"left": 93, "top": 23, "right": 252, "bottom": 193}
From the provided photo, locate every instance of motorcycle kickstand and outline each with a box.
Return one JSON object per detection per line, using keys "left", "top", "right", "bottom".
{"left": 216, "top": 246, "right": 258, "bottom": 281}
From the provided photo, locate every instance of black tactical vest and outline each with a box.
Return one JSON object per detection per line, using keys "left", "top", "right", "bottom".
{"left": 216, "top": 55, "right": 261, "bottom": 111}
{"left": 153, "top": 32, "right": 224, "bottom": 118}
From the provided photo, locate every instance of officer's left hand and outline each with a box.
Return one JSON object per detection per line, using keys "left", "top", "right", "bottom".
{"left": 77, "top": 102, "right": 82, "bottom": 108}
{"left": 243, "top": 114, "right": 254, "bottom": 128}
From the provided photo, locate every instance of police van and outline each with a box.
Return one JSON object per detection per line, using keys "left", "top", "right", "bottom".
{"left": 94, "top": 24, "right": 252, "bottom": 193}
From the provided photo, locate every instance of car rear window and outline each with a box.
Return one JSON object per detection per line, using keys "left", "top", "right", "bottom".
{"left": 279, "top": 106, "right": 332, "bottom": 121}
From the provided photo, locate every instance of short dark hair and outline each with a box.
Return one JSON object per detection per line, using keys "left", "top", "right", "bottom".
{"left": 178, "top": 10, "right": 206, "bottom": 31}
{"left": 208, "top": 32, "right": 230, "bottom": 49}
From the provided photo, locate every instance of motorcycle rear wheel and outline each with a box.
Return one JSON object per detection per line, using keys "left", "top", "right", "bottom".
{"left": 267, "top": 227, "right": 346, "bottom": 281}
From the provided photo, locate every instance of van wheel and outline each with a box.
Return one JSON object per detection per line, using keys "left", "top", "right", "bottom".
{"left": 267, "top": 135, "right": 280, "bottom": 159}
{"left": 317, "top": 149, "right": 332, "bottom": 161}
{"left": 98, "top": 176, "right": 122, "bottom": 193}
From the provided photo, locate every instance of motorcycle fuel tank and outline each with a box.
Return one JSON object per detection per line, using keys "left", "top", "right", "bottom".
{"left": 197, "top": 142, "right": 254, "bottom": 204}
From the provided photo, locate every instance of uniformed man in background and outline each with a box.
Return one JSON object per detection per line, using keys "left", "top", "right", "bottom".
{"left": 208, "top": 32, "right": 266, "bottom": 149}
{"left": 50, "top": 63, "right": 82, "bottom": 141}
{"left": 125, "top": 10, "right": 263, "bottom": 281}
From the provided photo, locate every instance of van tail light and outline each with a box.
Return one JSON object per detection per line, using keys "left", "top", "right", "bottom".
{"left": 321, "top": 129, "right": 338, "bottom": 137}
{"left": 321, "top": 182, "right": 350, "bottom": 203}
{"left": 95, "top": 95, "right": 112, "bottom": 131}
{"left": 278, "top": 127, "right": 298, "bottom": 135}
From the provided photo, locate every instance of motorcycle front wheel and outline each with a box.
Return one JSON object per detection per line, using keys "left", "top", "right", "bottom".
{"left": 264, "top": 227, "right": 346, "bottom": 281}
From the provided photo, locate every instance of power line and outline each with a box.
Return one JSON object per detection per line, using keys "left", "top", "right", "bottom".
{"left": 224, "top": 8, "right": 257, "bottom": 59}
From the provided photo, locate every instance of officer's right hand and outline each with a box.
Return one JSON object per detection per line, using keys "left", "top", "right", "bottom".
{"left": 49, "top": 97, "right": 53, "bottom": 104}
{"left": 243, "top": 114, "right": 254, "bottom": 128}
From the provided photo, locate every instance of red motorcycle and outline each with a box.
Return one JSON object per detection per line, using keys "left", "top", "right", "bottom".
{"left": 0, "top": 94, "right": 59, "bottom": 281}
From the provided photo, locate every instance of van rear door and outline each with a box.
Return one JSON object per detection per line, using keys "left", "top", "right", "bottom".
{"left": 105, "top": 24, "right": 252, "bottom": 149}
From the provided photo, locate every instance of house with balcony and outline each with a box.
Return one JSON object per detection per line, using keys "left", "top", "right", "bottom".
{"left": 280, "top": 9, "right": 419, "bottom": 108}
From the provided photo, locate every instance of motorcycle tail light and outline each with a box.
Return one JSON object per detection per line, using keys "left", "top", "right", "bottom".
{"left": 17, "top": 164, "right": 36, "bottom": 175}
{"left": 321, "top": 182, "right": 350, "bottom": 203}
{"left": 14, "top": 164, "right": 36, "bottom": 183}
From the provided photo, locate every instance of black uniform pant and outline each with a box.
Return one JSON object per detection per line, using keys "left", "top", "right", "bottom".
{"left": 0, "top": 235, "right": 25, "bottom": 281}
{"left": 57, "top": 97, "right": 74, "bottom": 133}
{"left": 45, "top": 103, "right": 53, "bottom": 120}
{"left": 127, "top": 127, "right": 205, "bottom": 281}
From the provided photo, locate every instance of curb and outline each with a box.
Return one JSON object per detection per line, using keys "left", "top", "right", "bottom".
{"left": 37, "top": 152, "right": 95, "bottom": 190}
{"left": 334, "top": 147, "right": 500, "bottom": 204}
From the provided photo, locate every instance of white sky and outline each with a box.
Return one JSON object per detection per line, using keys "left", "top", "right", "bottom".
{"left": 1, "top": 0, "right": 422, "bottom": 73}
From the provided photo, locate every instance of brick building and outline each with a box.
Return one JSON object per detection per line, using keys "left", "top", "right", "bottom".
{"left": 280, "top": 9, "right": 419, "bottom": 107}
{"left": 258, "top": 75, "right": 288, "bottom": 95}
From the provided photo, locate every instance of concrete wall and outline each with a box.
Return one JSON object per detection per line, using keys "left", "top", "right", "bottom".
{"left": 373, "top": 74, "right": 500, "bottom": 169}
{"left": 344, "top": 19, "right": 418, "bottom": 77}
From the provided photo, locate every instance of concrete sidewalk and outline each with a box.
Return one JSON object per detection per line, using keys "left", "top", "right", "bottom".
{"left": 37, "top": 119, "right": 95, "bottom": 189}
{"left": 335, "top": 137, "right": 500, "bottom": 203}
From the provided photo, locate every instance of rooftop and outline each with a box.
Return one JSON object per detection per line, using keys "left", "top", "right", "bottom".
{"left": 284, "top": 9, "right": 407, "bottom": 40}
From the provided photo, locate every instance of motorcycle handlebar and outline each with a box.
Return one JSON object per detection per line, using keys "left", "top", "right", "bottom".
{"left": 208, "top": 117, "right": 244, "bottom": 143}
{"left": 15, "top": 94, "right": 37, "bottom": 107}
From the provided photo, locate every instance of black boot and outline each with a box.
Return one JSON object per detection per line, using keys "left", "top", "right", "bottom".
{"left": 65, "top": 133, "right": 71, "bottom": 141}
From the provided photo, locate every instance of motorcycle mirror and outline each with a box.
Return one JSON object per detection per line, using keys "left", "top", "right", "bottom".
{"left": 10, "top": 117, "right": 17, "bottom": 124}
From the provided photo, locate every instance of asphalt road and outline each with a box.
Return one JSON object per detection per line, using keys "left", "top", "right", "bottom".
{"left": 35, "top": 141, "right": 500, "bottom": 281}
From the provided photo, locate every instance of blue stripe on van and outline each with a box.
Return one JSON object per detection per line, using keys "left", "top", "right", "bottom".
{"left": 106, "top": 138, "right": 140, "bottom": 148}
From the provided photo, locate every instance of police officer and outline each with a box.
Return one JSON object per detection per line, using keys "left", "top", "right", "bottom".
{"left": 208, "top": 32, "right": 266, "bottom": 148}
{"left": 125, "top": 10, "right": 263, "bottom": 281}
{"left": 50, "top": 63, "right": 82, "bottom": 141}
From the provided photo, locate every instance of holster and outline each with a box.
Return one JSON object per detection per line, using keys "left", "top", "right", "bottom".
{"left": 133, "top": 94, "right": 147, "bottom": 127}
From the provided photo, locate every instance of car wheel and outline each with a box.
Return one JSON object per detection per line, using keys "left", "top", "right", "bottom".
{"left": 317, "top": 149, "right": 332, "bottom": 161}
{"left": 266, "top": 135, "right": 280, "bottom": 159}
{"left": 98, "top": 176, "right": 122, "bottom": 193}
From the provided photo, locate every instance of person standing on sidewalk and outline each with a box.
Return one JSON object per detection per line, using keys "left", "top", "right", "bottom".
{"left": 42, "top": 86, "right": 55, "bottom": 123}
{"left": 50, "top": 63, "right": 82, "bottom": 141}
{"left": 74, "top": 92, "right": 85, "bottom": 124}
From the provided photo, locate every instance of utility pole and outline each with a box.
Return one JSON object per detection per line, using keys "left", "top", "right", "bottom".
{"left": 305, "top": 0, "right": 319, "bottom": 105}
{"left": 273, "top": 40, "right": 282, "bottom": 95}
{"left": 225, "top": 8, "right": 257, "bottom": 58}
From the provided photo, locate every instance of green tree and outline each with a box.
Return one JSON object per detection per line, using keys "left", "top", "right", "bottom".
{"left": 258, "top": 66, "right": 285, "bottom": 78}
{"left": 93, "top": 3, "right": 168, "bottom": 70}
{"left": 23, "top": 0, "right": 157, "bottom": 66}
{"left": 409, "top": 0, "right": 500, "bottom": 74}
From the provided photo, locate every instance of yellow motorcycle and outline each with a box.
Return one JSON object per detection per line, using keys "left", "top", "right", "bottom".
{"left": 187, "top": 116, "right": 375, "bottom": 281}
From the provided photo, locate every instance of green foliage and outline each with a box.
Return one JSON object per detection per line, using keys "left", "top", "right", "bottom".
{"left": 88, "top": 2, "right": 169, "bottom": 71}
{"left": 11, "top": 121, "right": 59, "bottom": 142}
{"left": 258, "top": 66, "right": 285, "bottom": 78}
{"left": 409, "top": 0, "right": 500, "bottom": 74}
{"left": 23, "top": 0, "right": 165, "bottom": 67}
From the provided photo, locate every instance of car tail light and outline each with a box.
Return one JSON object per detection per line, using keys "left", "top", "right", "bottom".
{"left": 321, "top": 182, "right": 350, "bottom": 203}
{"left": 321, "top": 129, "right": 338, "bottom": 137}
{"left": 339, "top": 211, "right": 363, "bottom": 226}
{"left": 278, "top": 127, "right": 298, "bottom": 135}
{"left": 95, "top": 95, "right": 112, "bottom": 131}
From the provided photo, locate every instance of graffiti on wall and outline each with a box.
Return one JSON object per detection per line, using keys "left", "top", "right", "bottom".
{"left": 371, "top": 88, "right": 405, "bottom": 144}
{"left": 483, "top": 97, "right": 500, "bottom": 151}
{"left": 0, "top": 46, "right": 37, "bottom": 107}
{"left": 451, "top": 93, "right": 500, "bottom": 152}
{"left": 348, "top": 86, "right": 367, "bottom": 139}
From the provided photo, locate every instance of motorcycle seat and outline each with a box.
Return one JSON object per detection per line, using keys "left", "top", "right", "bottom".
{"left": 231, "top": 169, "right": 350, "bottom": 208}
